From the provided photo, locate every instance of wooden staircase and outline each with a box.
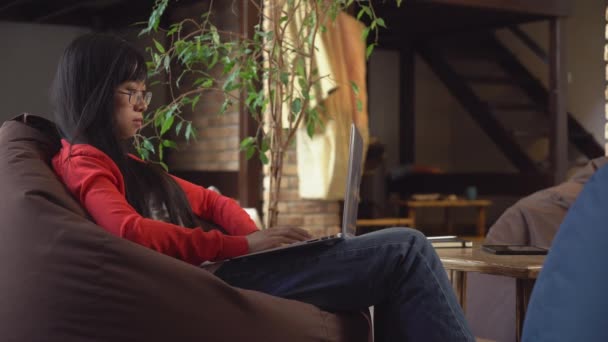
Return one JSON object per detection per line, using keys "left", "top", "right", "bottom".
{"left": 417, "top": 31, "right": 602, "bottom": 174}
{"left": 367, "top": 0, "right": 589, "bottom": 196}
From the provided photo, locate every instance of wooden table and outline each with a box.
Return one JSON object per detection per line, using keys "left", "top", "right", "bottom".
{"left": 401, "top": 199, "right": 492, "bottom": 236}
{"left": 356, "top": 217, "right": 414, "bottom": 228}
{"left": 436, "top": 246, "right": 544, "bottom": 342}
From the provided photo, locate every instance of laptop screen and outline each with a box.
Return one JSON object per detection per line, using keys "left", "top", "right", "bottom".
{"left": 341, "top": 124, "right": 364, "bottom": 237}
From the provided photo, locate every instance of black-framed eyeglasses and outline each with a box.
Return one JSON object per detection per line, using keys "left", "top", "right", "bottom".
{"left": 117, "top": 89, "right": 152, "bottom": 106}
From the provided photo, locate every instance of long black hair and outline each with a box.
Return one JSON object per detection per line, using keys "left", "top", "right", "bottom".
{"left": 51, "top": 33, "right": 199, "bottom": 228}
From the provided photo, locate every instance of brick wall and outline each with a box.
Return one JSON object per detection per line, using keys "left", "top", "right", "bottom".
{"left": 263, "top": 144, "right": 341, "bottom": 237}
{"left": 169, "top": 91, "right": 240, "bottom": 171}
{"left": 168, "top": 1, "right": 240, "bottom": 172}
{"left": 167, "top": 0, "right": 341, "bottom": 236}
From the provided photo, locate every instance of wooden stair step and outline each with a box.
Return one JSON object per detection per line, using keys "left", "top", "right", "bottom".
{"left": 510, "top": 129, "right": 549, "bottom": 137}
{"left": 462, "top": 75, "right": 517, "bottom": 84}
{"left": 487, "top": 102, "right": 543, "bottom": 112}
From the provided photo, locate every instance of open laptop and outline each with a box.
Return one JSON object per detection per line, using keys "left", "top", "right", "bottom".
{"left": 223, "top": 123, "right": 364, "bottom": 262}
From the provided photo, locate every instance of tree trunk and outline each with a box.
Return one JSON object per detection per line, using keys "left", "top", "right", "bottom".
{"left": 267, "top": 148, "right": 284, "bottom": 229}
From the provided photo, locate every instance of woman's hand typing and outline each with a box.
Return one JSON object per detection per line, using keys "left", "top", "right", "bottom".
{"left": 245, "top": 227, "right": 312, "bottom": 252}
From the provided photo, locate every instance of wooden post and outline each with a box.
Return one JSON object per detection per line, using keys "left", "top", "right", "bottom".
{"left": 515, "top": 279, "right": 536, "bottom": 342}
{"left": 549, "top": 19, "right": 568, "bottom": 184}
{"left": 238, "top": 0, "right": 262, "bottom": 210}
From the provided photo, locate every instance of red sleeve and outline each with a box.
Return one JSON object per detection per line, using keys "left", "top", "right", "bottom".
{"left": 58, "top": 155, "right": 249, "bottom": 265}
{"left": 170, "top": 175, "right": 260, "bottom": 236}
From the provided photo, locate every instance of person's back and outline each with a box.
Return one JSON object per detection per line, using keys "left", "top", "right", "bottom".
{"left": 467, "top": 157, "right": 608, "bottom": 341}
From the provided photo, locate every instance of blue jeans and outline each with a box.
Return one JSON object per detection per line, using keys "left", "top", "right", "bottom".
{"left": 215, "top": 228, "right": 474, "bottom": 341}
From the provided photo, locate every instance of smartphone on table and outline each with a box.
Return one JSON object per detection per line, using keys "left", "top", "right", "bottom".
{"left": 482, "top": 245, "right": 548, "bottom": 255}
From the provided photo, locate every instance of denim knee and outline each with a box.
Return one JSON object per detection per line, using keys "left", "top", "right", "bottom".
{"left": 366, "top": 227, "right": 429, "bottom": 249}
{"left": 373, "top": 226, "right": 425, "bottom": 240}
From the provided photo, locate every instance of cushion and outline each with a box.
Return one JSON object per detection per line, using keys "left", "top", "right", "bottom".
{"left": 522, "top": 163, "right": 608, "bottom": 341}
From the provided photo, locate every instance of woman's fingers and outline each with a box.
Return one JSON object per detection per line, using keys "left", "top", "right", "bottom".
{"left": 272, "top": 226, "right": 311, "bottom": 241}
{"left": 245, "top": 227, "right": 312, "bottom": 252}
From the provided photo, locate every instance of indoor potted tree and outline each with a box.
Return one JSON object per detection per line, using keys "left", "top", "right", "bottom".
{"left": 139, "top": 0, "right": 402, "bottom": 228}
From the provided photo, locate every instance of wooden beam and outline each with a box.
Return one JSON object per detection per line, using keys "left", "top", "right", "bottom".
{"left": 508, "top": 26, "right": 548, "bottom": 62}
{"left": 549, "top": 18, "right": 568, "bottom": 183}
{"left": 238, "top": 0, "right": 262, "bottom": 210}
{"left": 417, "top": 0, "right": 573, "bottom": 17}
{"left": 399, "top": 44, "right": 416, "bottom": 164}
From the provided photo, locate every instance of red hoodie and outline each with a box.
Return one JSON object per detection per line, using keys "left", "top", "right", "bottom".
{"left": 52, "top": 139, "right": 258, "bottom": 265}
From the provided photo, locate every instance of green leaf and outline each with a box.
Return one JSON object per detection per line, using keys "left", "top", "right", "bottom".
{"left": 295, "top": 59, "right": 306, "bottom": 77}
{"left": 356, "top": 7, "right": 367, "bottom": 21}
{"left": 194, "top": 78, "right": 213, "bottom": 88}
{"left": 141, "top": 0, "right": 168, "bottom": 36}
{"left": 224, "top": 82, "right": 242, "bottom": 92}
{"left": 159, "top": 161, "right": 169, "bottom": 172}
{"left": 140, "top": 148, "right": 150, "bottom": 160}
{"left": 160, "top": 115, "right": 175, "bottom": 135}
{"left": 376, "top": 18, "right": 387, "bottom": 28}
{"left": 210, "top": 25, "right": 220, "bottom": 45}
{"left": 154, "top": 107, "right": 165, "bottom": 127}
{"left": 397, "top": 0, "right": 403, "bottom": 6}
{"left": 259, "top": 152, "right": 269, "bottom": 164}
{"left": 167, "top": 23, "right": 181, "bottom": 36}
{"left": 240, "top": 136, "right": 255, "bottom": 150}
{"left": 298, "top": 77, "right": 308, "bottom": 91}
{"left": 158, "top": 143, "right": 164, "bottom": 160}
{"left": 209, "top": 52, "right": 219, "bottom": 69}
{"left": 357, "top": 99, "right": 363, "bottom": 112}
{"left": 260, "top": 136, "right": 270, "bottom": 153}
{"left": 280, "top": 72, "right": 289, "bottom": 86}
{"left": 163, "top": 55, "right": 170, "bottom": 71}
{"left": 185, "top": 123, "right": 194, "bottom": 142}
{"left": 291, "top": 98, "right": 302, "bottom": 114}
{"left": 142, "top": 139, "right": 155, "bottom": 154}
{"left": 350, "top": 81, "right": 359, "bottom": 95}
{"left": 366, "top": 44, "right": 375, "bottom": 59}
{"left": 246, "top": 146, "right": 255, "bottom": 160}
{"left": 220, "top": 99, "right": 232, "bottom": 114}
{"left": 191, "top": 94, "right": 201, "bottom": 111}
{"left": 361, "top": 27, "right": 370, "bottom": 42}
{"left": 162, "top": 140, "right": 178, "bottom": 149}
{"left": 153, "top": 39, "right": 165, "bottom": 53}
{"left": 363, "top": 6, "right": 372, "bottom": 18}
{"left": 175, "top": 121, "right": 183, "bottom": 135}
{"left": 306, "top": 122, "right": 315, "bottom": 138}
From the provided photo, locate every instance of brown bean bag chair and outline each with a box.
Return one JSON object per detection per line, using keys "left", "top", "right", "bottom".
{"left": 0, "top": 114, "right": 370, "bottom": 342}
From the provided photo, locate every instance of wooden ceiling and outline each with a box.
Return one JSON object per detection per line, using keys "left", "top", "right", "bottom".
{"left": 0, "top": 0, "right": 571, "bottom": 31}
{"left": 373, "top": 0, "right": 569, "bottom": 48}
{"left": 0, "top": 0, "right": 198, "bottom": 29}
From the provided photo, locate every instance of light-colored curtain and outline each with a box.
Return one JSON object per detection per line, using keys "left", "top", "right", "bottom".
{"left": 295, "top": 11, "right": 370, "bottom": 199}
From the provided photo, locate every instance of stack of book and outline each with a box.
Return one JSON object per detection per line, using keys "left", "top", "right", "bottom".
{"left": 428, "top": 236, "right": 473, "bottom": 248}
